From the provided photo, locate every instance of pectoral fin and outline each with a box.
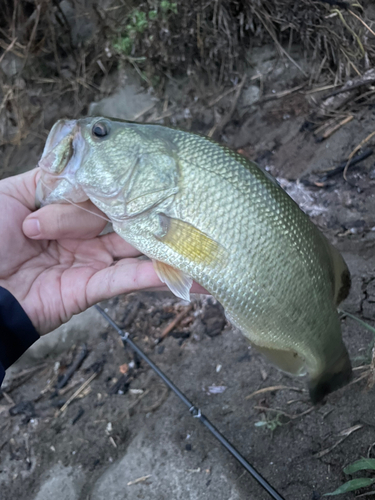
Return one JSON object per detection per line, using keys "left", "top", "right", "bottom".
{"left": 157, "top": 214, "right": 225, "bottom": 265}
{"left": 153, "top": 260, "right": 192, "bottom": 302}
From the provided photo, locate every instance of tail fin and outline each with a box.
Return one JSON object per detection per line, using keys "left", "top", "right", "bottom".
{"left": 308, "top": 348, "right": 352, "bottom": 404}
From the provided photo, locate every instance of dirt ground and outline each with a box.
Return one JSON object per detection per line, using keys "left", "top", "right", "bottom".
{"left": 2, "top": 41, "right": 375, "bottom": 500}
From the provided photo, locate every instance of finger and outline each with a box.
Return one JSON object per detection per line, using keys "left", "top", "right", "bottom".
{"left": 0, "top": 168, "right": 40, "bottom": 211}
{"left": 191, "top": 282, "right": 208, "bottom": 294}
{"left": 86, "top": 259, "right": 208, "bottom": 304}
{"left": 23, "top": 202, "right": 109, "bottom": 240}
{"left": 87, "top": 259, "right": 168, "bottom": 303}
{"left": 99, "top": 232, "right": 143, "bottom": 259}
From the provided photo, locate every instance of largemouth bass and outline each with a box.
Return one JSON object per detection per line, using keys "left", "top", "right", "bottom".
{"left": 36, "top": 117, "right": 352, "bottom": 403}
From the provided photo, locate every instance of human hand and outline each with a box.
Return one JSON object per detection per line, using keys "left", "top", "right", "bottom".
{"left": 0, "top": 168, "right": 205, "bottom": 335}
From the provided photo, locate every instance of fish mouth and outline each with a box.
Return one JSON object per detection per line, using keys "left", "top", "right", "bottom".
{"left": 36, "top": 119, "right": 89, "bottom": 208}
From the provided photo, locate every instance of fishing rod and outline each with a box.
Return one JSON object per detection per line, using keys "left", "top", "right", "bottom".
{"left": 95, "top": 305, "right": 285, "bottom": 500}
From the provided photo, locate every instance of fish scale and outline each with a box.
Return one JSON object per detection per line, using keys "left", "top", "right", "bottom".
{"left": 37, "top": 117, "right": 352, "bottom": 402}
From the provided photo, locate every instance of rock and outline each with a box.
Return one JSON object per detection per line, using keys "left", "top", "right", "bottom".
{"left": 121, "top": 299, "right": 142, "bottom": 328}
{"left": 237, "top": 85, "right": 260, "bottom": 116}
{"left": 201, "top": 298, "right": 226, "bottom": 337}
{"left": 89, "top": 85, "right": 157, "bottom": 121}
{"left": 0, "top": 54, "right": 23, "bottom": 78}
{"left": 33, "top": 464, "right": 85, "bottom": 500}
{"left": 91, "top": 429, "right": 243, "bottom": 500}
{"left": 59, "top": 1, "right": 94, "bottom": 48}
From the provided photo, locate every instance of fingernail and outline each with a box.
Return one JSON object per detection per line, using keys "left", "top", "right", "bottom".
{"left": 23, "top": 218, "right": 41, "bottom": 238}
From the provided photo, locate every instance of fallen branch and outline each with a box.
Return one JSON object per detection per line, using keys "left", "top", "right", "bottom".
{"left": 155, "top": 304, "right": 193, "bottom": 345}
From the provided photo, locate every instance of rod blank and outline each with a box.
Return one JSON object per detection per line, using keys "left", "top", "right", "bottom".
{"left": 95, "top": 304, "right": 285, "bottom": 500}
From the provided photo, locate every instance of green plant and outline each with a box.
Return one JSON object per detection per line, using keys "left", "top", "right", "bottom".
{"left": 160, "top": 1, "right": 177, "bottom": 15}
{"left": 112, "top": 1, "right": 178, "bottom": 57}
{"left": 254, "top": 412, "right": 284, "bottom": 432}
{"left": 324, "top": 458, "right": 375, "bottom": 496}
{"left": 339, "top": 309, "right": 375, "bottom": 364}
{"left": 112, "top": 9, "right": 148, "bottom": 56}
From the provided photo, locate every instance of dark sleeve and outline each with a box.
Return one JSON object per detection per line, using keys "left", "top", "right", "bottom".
{"left": 0, "top": 287, "right": 40, "bottom": 386}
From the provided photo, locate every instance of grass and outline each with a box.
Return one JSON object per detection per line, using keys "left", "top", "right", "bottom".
{"left": 324, "top": 458, "right": 375, "bottom": 496}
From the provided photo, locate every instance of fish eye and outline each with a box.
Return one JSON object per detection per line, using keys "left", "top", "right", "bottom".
{"left": 92, "top": 120, "right": 110, "bottom": 138}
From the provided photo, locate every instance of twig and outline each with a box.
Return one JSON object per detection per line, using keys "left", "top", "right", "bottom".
{"left": 109, "top": 436, "right": 117, "bottom": 448}
{"left": 58, "top": 380, "right": 82, "bottom": 397}
{"left": 356, "top": 491, "right": 375, "bottom": 498}
{"left": 127, "top": 475, "right": 152, "bottom": 486}
{"left": 1, "top": 363, "right": 47, "bottom": 393}
{"left": 132, "top": 103, "right": 157, "bottom": 121}
{"left": 331, "top": 8, "right": 365, "bottom": 57}
{"left": 155, "top": 304, "right": 194, "bottom": 345}
{"left": 254, "top": 405, "right": 314, "bottom": 420}
{"left": 325, "top": 78, "right": 375, "bottom": 98}
{"left": 349, "top": 10, "right": 375, "bottom": 37}
{"left": 0, "top": 39, "right": 24, "bottom": 58}
{"left": 54, "top": 344, "right": 89, "bottom": 392}
{"left": 304, "top": 84, "right": 339, "bottom": 94}
{"left": 208, "top": 86, "right": 238, "bottom": 107}
{"left": 313, "top": 117, "right": 339, "bottom": 136}
{"left": 313, "top": 424, "right": 362, "bottom": 459}
{"left": 344, "top": 131, "right": 375, "bottom": 179}
{"left": 246, "top": 385, "right": 306, "bottom": 400}
{"left": 21, "top": 2, "right": 41, "bottom": 72}
{"left": 0, "top": 88, "right": 13, "bottom": 116}
{"left": 318, "top": 148, "right": 373, "bottom": 180}
{"left": 142, "top": 386, "right": 170, "bottom": 413}
{"left": 209, "top": 75, "right": 246, "bottom": 139}
{"left": 346, "top": 371, "right": 371, "bottom": 387}
{"left": 253, "top": 9, "right": 307, "bottom": 77}
{"left": 146, "top": 108, "right": 175, "bottom": 123}
{"left": 1, "top": 392, "right": 15, "bottom": 405}
{"left": 366, "top": 347, "right": 375, "bottom": 391}
{"left": 59, "top": 371, "right": 98, "bottom": 413}
{"left": 320, "top": 114, "right": 353, "bottom": 140}
{"left": 0, "top": 37, "right": 17, "bottom": 65}
{"left": 128, "top": 388, "right": 151, "bottom": 410}
{"left": 258, "top": 84, "right": 306, "bottom": 103}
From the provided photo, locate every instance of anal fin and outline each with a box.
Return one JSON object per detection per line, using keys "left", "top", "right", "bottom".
{"left": 255, "top": 345, "right": 307, "bottom": 376}
{"left": 153, "top": 260, "right": 192, "bottom": 302}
